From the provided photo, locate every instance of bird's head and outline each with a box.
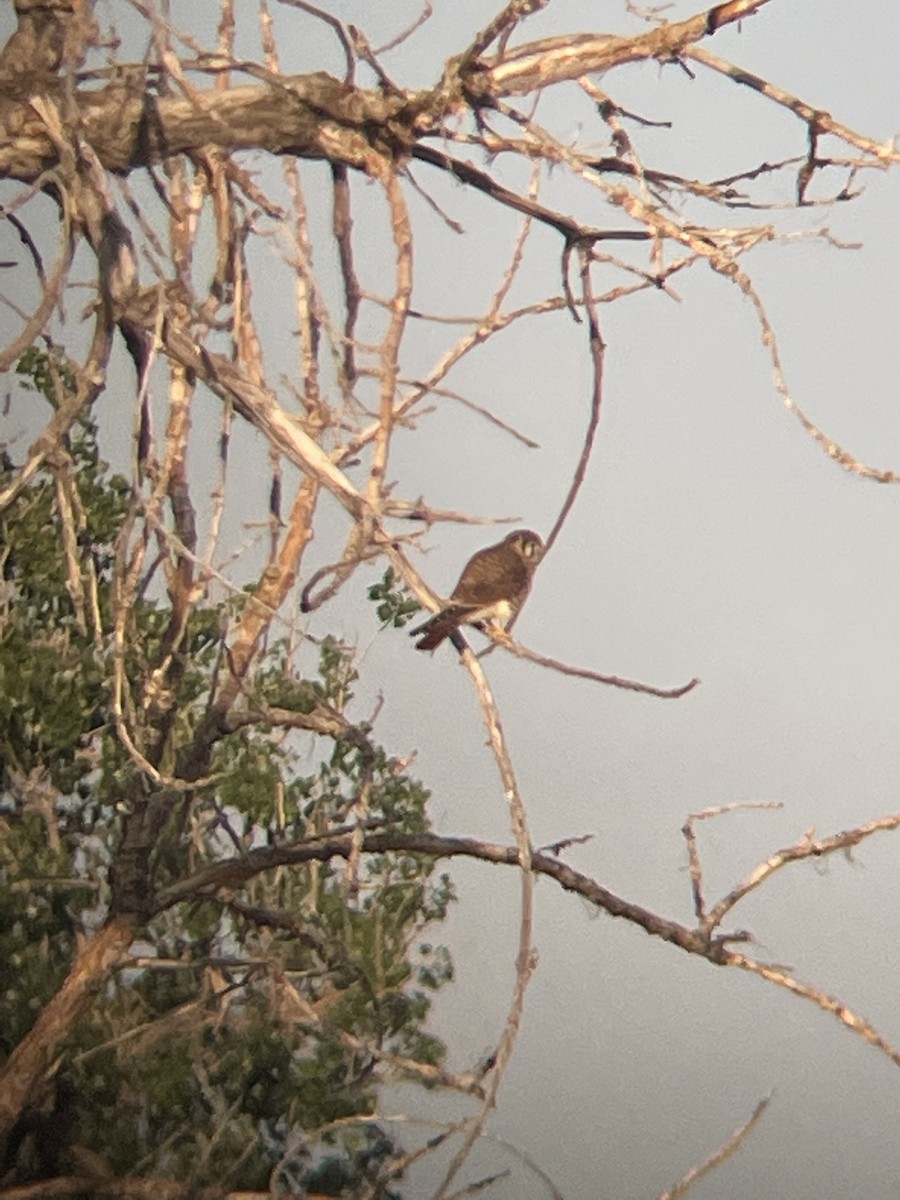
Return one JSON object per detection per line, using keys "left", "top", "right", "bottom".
{"left": 506, "top": 529, "right": 544, "bottom": 563}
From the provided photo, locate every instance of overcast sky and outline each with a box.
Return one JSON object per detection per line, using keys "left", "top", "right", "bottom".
{"left": 4, "top": 2, "right": 900, "bottom": 1197}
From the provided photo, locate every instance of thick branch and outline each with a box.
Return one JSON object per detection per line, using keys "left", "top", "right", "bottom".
{"left": 0, "top": 2, "right": 775, "bottom": 185}
{"left": 0, "top": 72, "right": 410, "bottom": 182}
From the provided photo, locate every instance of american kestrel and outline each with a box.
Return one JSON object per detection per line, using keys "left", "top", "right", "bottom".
{"left": 410, "top": 529, "right": 544, "bottom": 651}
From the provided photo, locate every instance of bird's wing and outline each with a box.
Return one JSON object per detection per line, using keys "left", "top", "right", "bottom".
{"left": 451, "top": 550, "right": 529, "bottom": 606}
{"left": 411, "top": 605, "right": 475, "bottom": 650}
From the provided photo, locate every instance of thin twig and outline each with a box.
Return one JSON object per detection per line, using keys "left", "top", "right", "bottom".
{"left": 658, "top": 1095, "right": 772, "bottom": 1200}
{"left": 682, "top": 802, "right": 783, "bottom": 923}
{"left": 503, "top": 634, "right": 700, "bottom": 699}
{"left": 432, "top": 645, "right": 537, "bottom": 1199}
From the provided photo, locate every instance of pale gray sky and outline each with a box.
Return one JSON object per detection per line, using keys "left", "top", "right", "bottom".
{"left": 3, "top": 2, "right": 900, "bottom": 1197}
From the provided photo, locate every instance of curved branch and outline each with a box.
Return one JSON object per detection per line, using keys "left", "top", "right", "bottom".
{"left": 470, "top": 0, "right": 774, "bottom": 97}
{"left": 545, "top": 247, "right": 605, "bottom": 546}
{"left": 155, "top": 818, "right": 900, "bottom": 1071}
{"left": 276, "top": 0, "right": 355, "bottom": 84}
{"left": 489, "top": 632, "right": 701, "bottom": 699}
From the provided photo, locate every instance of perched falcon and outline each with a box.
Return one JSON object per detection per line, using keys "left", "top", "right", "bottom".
{"left": 410, "top": 529, "right": 544, "bottom": 651}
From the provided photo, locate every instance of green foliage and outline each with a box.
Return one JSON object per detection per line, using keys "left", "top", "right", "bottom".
{"left": 368, "top": 568, "right": 421, "bottom": 628}
{"left": 303, "top": 1127, "right": 404, "bottom": 1199}
{"left": 0, "top": 349, "right": 130, "bottom": 795}
{"left": 6, "top": 350, "right": 129, "bottom": 621}
{"left": 0, "top": 350, "right": 454, "bottom": 1194}
{"left": 0, "top": 811, "right": 98, "bottom": 1055}
{"left": 15, "top": 344, "right": 77, "bottom": 404}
